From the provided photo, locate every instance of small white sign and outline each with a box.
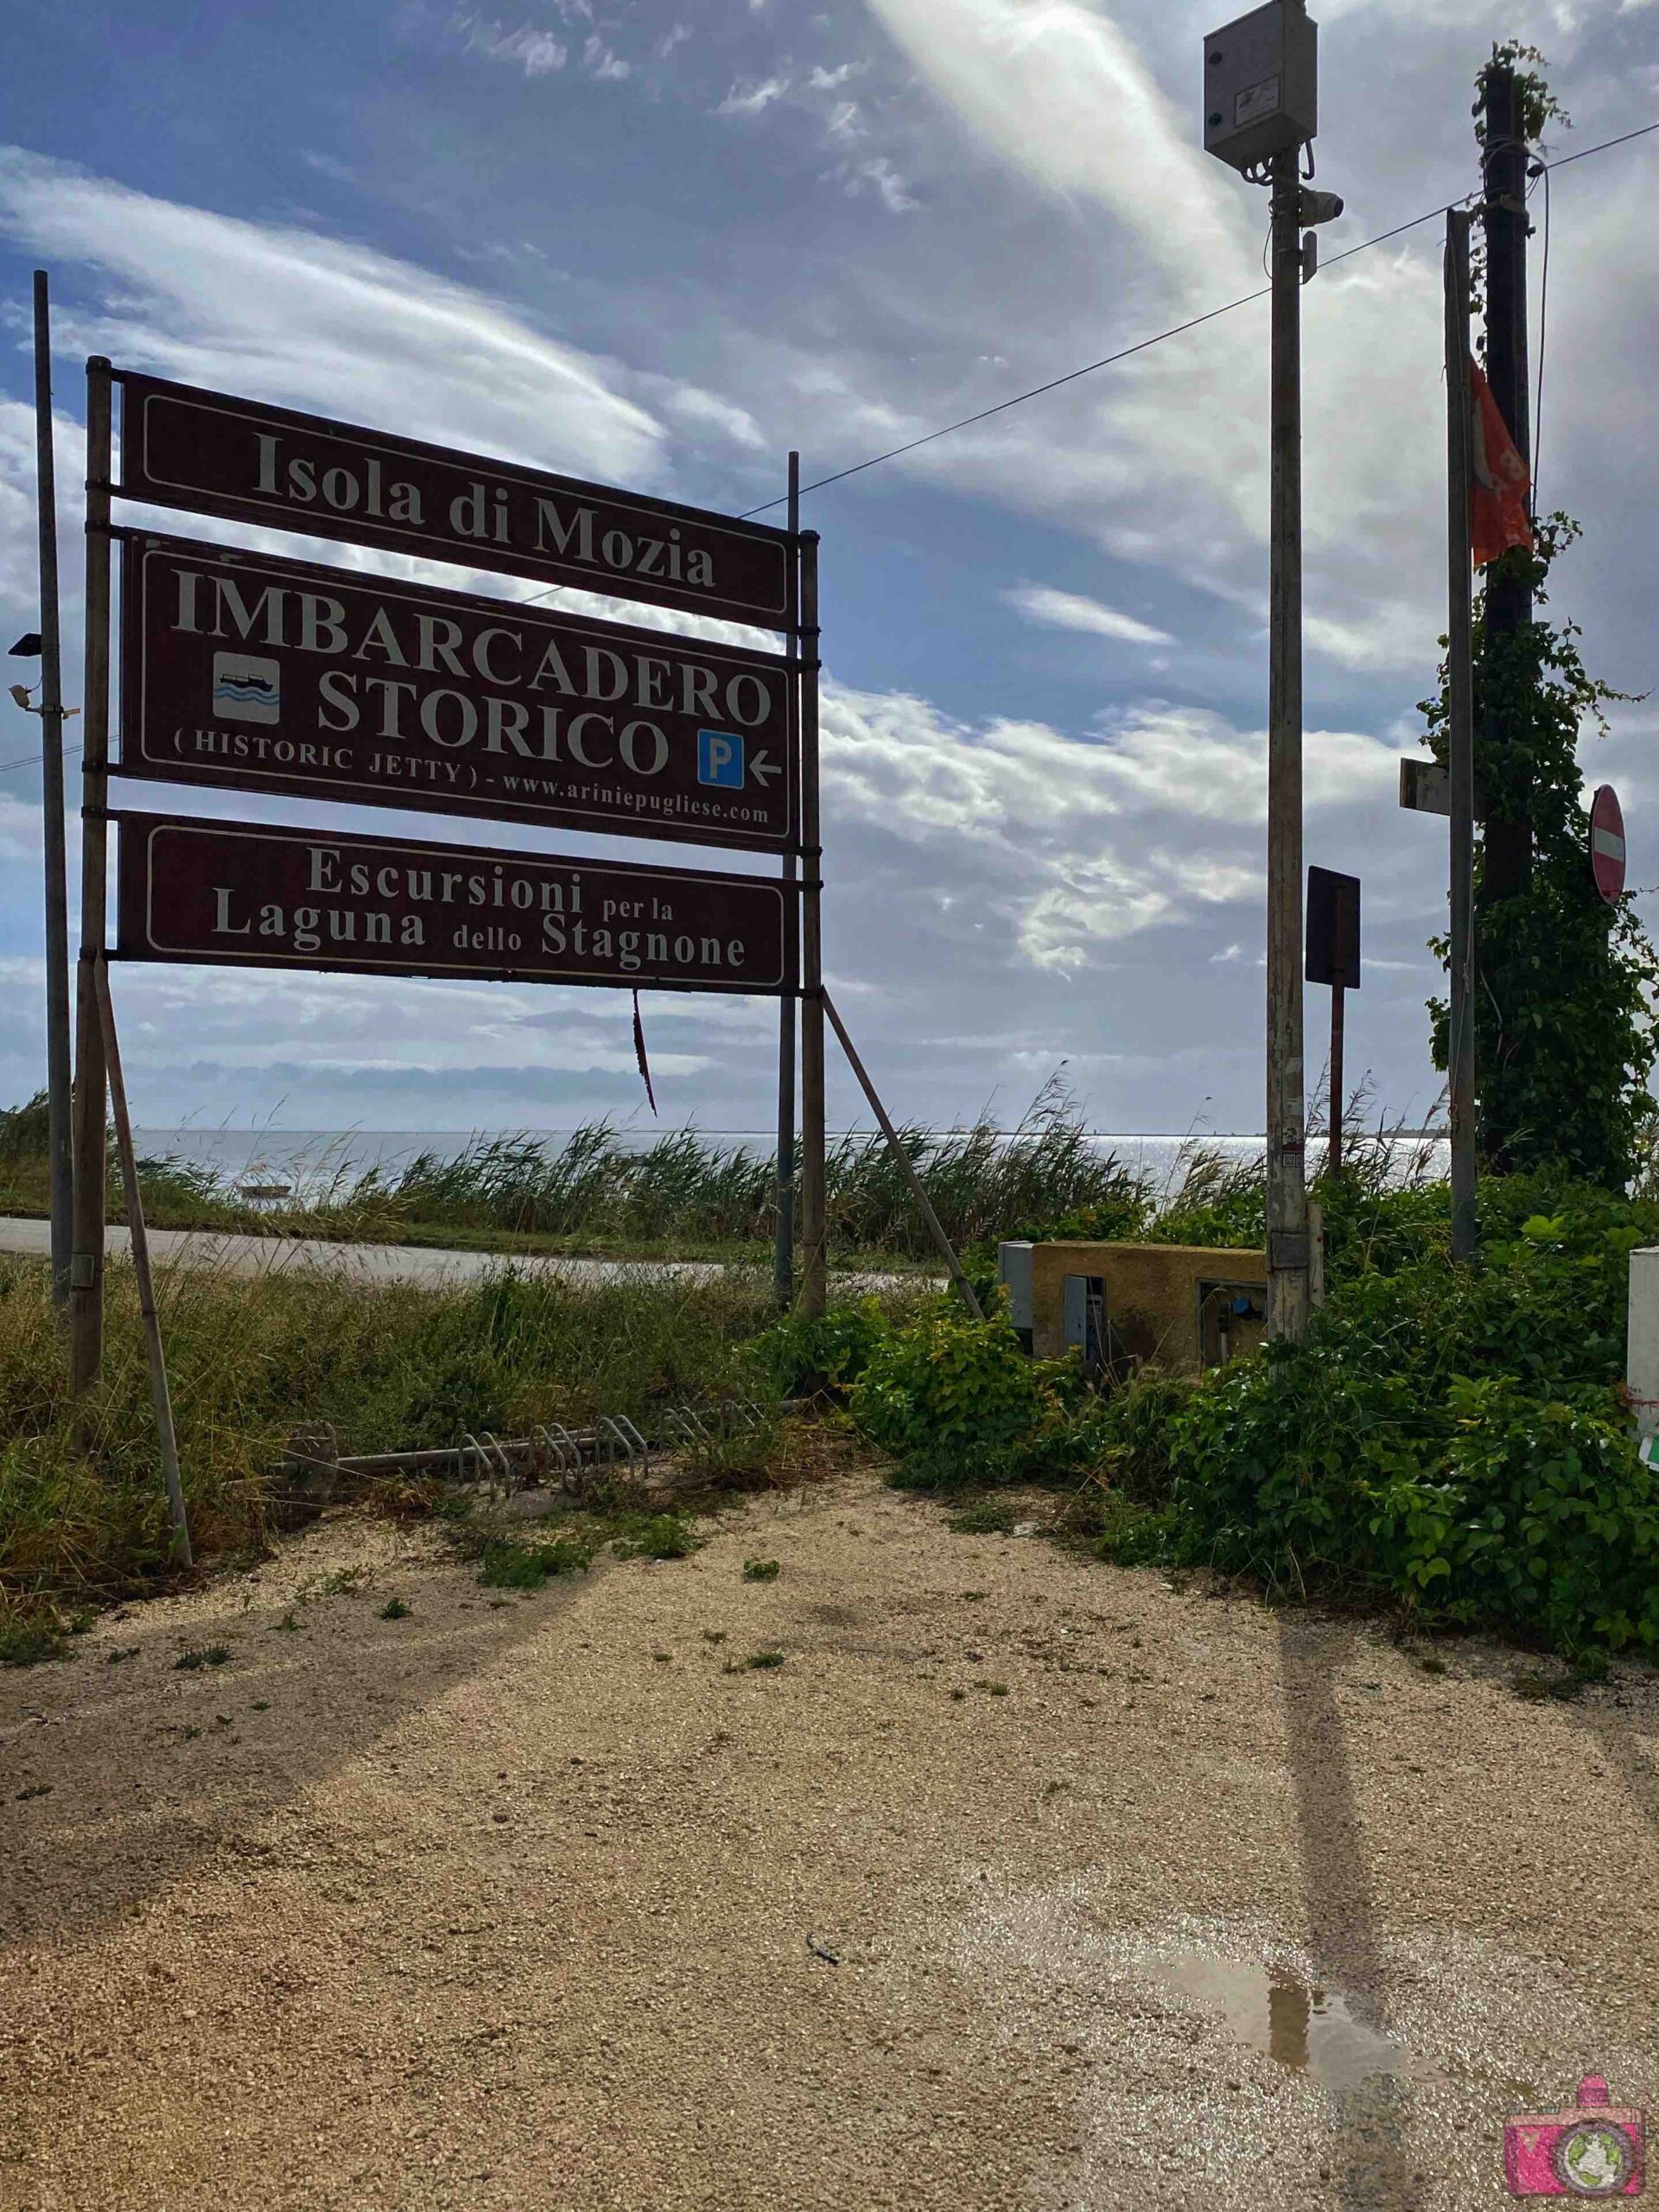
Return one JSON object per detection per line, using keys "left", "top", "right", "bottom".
{"left": 212, "top": 652, "right": 280, "bottom": 725}
{"left": 1236, "top": 74, "right": 1281, "bottom": 126}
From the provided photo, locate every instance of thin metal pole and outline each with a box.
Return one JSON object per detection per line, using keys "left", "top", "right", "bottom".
{"left": 1266, "top": 148, "right": 1309, "bottom": 1340}
{"left": 70, "top": 357, "right": 113, "bottom": 1397}
{"left": 822, "top": 990, "right": 984, "bottom": 1321}
{"left": 798, "top": 529, "right": 827, "bottom": 1318}
{"left": 92, "top": 957, "right": 192, "bottom": 1567}
{"left": 772, "top": 453, "right": 800, "bottom": 1312}
{"left": 1326, "top": 982, "right": 1344, "bottom": 1182}
{"left": 1445, "top": 207, "right": 1479, "bottom": 1262}
{"left": 33, "top": 273, "right": 73, "bottom": 1309}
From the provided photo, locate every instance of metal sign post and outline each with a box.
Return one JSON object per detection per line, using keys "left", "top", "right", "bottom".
{"left": 773, "top": 454, "right": 801, "bottom": 1312}
{"left": 1444, "top": 208, "right": 1479, "bottom": 1263}
{"left": 798, "top": 530, "right": 826, "bottom": 1318}
{"left": 69, "top": 359, "right": 113, "bottom": 1396}
{"left": 92, "top": 957, "right": 192, "bottom": 1567}
{"left": 32, "top": 272, "right": 73, "bottom": 1309}
{"left": 1305, "top": 866, "right": 1360, "bottom": 1180}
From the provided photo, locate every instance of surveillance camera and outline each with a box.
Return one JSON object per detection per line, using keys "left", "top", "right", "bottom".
{"left": 1298, "top": 188, "right": 1344, "bottom": 226}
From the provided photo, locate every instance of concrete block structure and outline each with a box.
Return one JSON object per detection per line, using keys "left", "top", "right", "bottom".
{"left": 998, "top": 1240, "right": 1269, "bottom": 1376}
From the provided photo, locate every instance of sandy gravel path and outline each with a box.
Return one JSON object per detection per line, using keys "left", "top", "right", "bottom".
{"left": 3, "top": 1473, "right": 1658, "bottom": 2210}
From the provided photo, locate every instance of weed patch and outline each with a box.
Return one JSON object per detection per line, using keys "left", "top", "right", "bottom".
{"left": 474, "top": 1536, "right": 594, "bottom": 1590}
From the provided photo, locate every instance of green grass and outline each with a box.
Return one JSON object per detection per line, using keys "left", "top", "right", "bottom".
{"left": 741, "top": 1556, "right": 780, "bottom": 1581}
{"left": 0, "top": 1249, "right": 801, "bottom": 1614}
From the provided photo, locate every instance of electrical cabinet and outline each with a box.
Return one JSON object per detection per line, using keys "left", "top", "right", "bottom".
{"left": 1204, "top": 2, "right": 1318, "bottom": 172}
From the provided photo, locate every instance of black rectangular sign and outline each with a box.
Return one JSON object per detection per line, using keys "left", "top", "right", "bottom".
{"left": 116, "top": 372, "right": 796, "bottom": 629}
{"left": 114, "top": 812, "right": 794, "bottom": 997}
{"left": 115, "top": 534, "right": 797, "bottom": 853}
{"left": 1305, "top": 866, "right": 1361, "bottom": 990}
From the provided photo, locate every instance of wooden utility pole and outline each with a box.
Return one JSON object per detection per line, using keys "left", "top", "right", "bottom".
{"left": 1266, "top": 143, "right": 1310, "bottom": 1341}
{"left": 1478, "top": 55, "right": 1534, "bottom": 1171}
{"left": 32, "top": 272, "right": 74, "bottom": 1309}
{"left": 1445, "top": 209, "right": 1480, "bottom": 1262}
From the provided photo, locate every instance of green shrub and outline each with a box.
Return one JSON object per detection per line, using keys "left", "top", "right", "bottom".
{"left": 753, "top": 1297, "right": 895, "bottom": 1395}
{"left": 849, "top": 1306, "right": 1047, "bottom": 1459}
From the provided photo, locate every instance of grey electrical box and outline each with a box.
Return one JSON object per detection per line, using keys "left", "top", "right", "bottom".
{"left": 997, "top": 1241, "right": 1035, "bottom": 1331}
{"left": 1204, "top": 2, "right": 1318, "bottom": 172}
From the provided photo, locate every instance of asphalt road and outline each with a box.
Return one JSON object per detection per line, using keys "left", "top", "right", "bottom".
{"left": 0, "top": 1216, "right": 921, "bottom": 1291}
{"left": 0, "top": 1215, "right": 733, "bottom": 1287}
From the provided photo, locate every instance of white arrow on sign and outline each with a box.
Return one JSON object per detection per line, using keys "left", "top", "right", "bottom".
{"left": 749, "top": 749, "right": 779, "bottom": 786}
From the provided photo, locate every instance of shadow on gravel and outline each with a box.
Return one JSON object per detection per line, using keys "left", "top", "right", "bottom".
{"left": 0, "top": 1527, "right": 603, "bottom": 1959}
{"left": 1278, "top": 1619, "right": 1424, "bottom": 2212}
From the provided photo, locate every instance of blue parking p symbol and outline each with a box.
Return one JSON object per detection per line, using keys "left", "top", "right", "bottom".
{"left": 698, "top": 729, "right": 745, "bottom": 789}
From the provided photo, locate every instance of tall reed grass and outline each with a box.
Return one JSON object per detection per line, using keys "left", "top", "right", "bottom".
{"left": 1, "top": 1078, "right": 1167, "bottom": 1258}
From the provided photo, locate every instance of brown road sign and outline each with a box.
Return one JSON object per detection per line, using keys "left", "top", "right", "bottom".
{"left": 116, "top": 372, "right": 795, "bottom": 628}
{"left": 115, "top": 534, "right": 797, "bottom": 853}
{"left": 113, "top": 812, "right": 795, "bottom": 996}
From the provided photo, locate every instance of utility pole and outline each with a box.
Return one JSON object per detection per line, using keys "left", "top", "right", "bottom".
{"left": 1204, "top": 0, "right": 1339, "bottom": 1340}
{"left": 1478, "top": 54, "right": 1534, "bottom": 1170}
{"left": 1444, "top": 210, "right": 1480, "bottom": 1262}
{"left": 32, "top": 272, "right": 74, "bottom": 1309}
{"left": 1265, "top": 142, "right": 1309, "bottom": 1339}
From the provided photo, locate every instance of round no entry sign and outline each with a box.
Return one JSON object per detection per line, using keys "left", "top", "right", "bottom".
{"left": 1591, "top": 785, "right": 1626, "bottom": 904}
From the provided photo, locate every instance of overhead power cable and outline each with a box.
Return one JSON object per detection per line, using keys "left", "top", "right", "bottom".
{"left": 1, "top": 118, "right": 1654, "bottom": 784}
{"left": 737, "top": 117, "right": 1659, "bottom": 518}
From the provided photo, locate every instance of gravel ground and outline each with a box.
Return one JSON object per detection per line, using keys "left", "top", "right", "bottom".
{"left": 3, "top": 1472, "right": 1658, "bottom": 2210}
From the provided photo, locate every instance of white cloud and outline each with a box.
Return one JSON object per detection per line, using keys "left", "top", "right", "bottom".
{"left": 717, "top": 76, "right": 791, "bottom": 118}
{"left": 865, "top": 0, "right": 1250, "bottom": 300}
{"left": 836, "top": 155, "right": 918, "bottom": 212}
{"left": 1007, "top": 583, "right": 1173, "bottom": 648}
{"left": 0, "top": 148, "right": 664, "bottom": 493}
{"left": 582, "top": 35, "right": 630, "bottom": 80}
{"left": 0, "top": 792, "right": 41, "bottom": 861}
{"left": 453, "top": 16, "right": 569, "bottom": 75}
{"left": 300, "top": 151, "right": 358, "bottom": 185}
{"left": 660, "top": 385, "right": 767, "bottom": 451}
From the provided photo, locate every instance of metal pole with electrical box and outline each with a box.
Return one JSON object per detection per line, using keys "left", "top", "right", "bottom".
{"left": 1203, "top": 0, "right": 1340, "bottom": 1341}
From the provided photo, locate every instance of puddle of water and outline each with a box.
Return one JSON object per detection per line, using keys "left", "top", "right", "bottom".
{"left": 1140, "top": 1950, "right": 1409, "bottom": 2093}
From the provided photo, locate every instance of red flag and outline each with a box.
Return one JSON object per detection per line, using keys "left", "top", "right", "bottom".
{"left": 632, "top": 988, "right": 658, "bottom": 1116}
{"left": 1469, "top": 356, "right": 1533, "bottom": 568}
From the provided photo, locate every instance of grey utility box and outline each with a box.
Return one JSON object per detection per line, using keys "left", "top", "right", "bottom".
{"left": 1204, "top": 2, "right": 1318, "bottom": 172}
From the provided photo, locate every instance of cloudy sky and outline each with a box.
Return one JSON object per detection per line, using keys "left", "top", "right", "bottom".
{"left": 0, "top": 0, "right": 1656, "bottom": 1142}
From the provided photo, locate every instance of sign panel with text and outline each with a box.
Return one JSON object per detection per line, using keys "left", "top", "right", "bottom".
{"left": 116, "top": 372, "right": 795, "bottom": 628}
{"left": 113, "top": 813, "right": 794, "bottom": 997}
{"left": 115, "top": 534, "right": 797, "bottom": 852}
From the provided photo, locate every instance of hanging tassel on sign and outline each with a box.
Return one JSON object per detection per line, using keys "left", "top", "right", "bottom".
{"left": 632, "top": 988, "right": 658, "bottom": 1115}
